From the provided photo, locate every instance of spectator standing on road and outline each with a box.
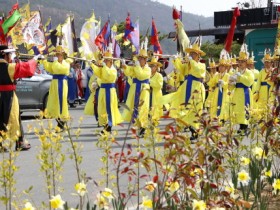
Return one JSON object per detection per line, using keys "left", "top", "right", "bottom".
{"left": 0, "top": 45, "right": 38, "bottom": 151}
{"left": 42, "top": 45, "right": 71, "bottom": 131}
{"left": 75, "top": 61, "right": 84, "bottom": 103}
{"left": 68, "top": 62, "right": 77, "bottom": 108}
{"left": 83, "top": 66, "right": 93, "bottom": 102}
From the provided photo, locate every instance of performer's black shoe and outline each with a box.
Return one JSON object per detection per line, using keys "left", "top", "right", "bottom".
{"left": 137, "top": 127, "right": 145, "bottom": 138}
{"left": 0, "top": 145, "right": 8, "bottom": 152}
{"left": 69, "top": 103, "right": 76, "bottom": 108}
{"left": 190, "top": 133, "right": 198, "bottom": 143}
{"left": 237, "top": 129, "right": 249, "bottom": 137}
{"left": 15, "top": 142, "right": 31, "bottom": 151}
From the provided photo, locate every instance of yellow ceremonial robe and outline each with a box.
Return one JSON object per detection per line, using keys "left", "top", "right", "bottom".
{"left": 123, "top": 64, "right": 151, "bottom": 128}
{"left": 254, "top": 69, "right": 275, "bottom": 117}
{"left": 43, "top": 60, "right": 70, "bottom": 119}
{"left": 230, "top": 69, "right": 254, "bottom": 125}
{"left": 166, "top": 58, "right": 206, "bottom": 129}
{"left": 205, "top": 72, "right": 218, "bottom": 109}
{"left": 150, "top": 72, "right": 163, "bottom": 120}
{"left": 84, "top": 75, "right": 101, "bottom": 116}
{"left": 208, "top": 72, "right": 230, "bottom": 121}
{"left": 90, "top": 64, "right": 123, "bottom": 126}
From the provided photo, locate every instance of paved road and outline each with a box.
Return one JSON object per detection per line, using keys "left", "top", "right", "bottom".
{"left": 0, "top": 104, "right": 173, "bottom": 209}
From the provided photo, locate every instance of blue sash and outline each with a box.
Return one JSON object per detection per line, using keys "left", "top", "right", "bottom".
{"left": 184, "top": 75, "right": 203, "bottom": 105}
{"left": 149, "top": 87, "right": 153, "bottom": 108}
{"left": 53, "top": 75, "right": 67, "bottom": 114}
{"left": 236, "top": 83, "right": 250, "bottom": 118}
{"left": 132, "top": 78, "right": 150, "bottom": 123}
{"left": 261, "top": 81, "right": 271, "bottom": 92}
{"left": 94, "top": 87, "right": 100, "bottom": 121}
{"left": 217, "top": 84, "right": 223, "bottom": 116}
{"left": 100, "top": 83, "right": 116, "bottom": 126}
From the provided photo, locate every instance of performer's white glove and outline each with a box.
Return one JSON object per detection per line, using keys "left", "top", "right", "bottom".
{"left": 229, "top": 75, "right": 237, "bottom": 86}
{"left": 91, "top": 82, "right": 98, "bottom": 90}
{"left": 121, "top": 59, "right": 126, "bottom": 66}
{"left": 134, "top": 60, "right": 140, "bottom": 67}
{"left": 33, "top": 54, "right": 41, "bottom": 61}
{"left": 218, "top": 79, "right": 224, "bottom": 86}
{"left": 39, "top": 55, "right": 45, "bottom": 60}
{"left": 235, "top": 72, "right": 241, "bottom": 77}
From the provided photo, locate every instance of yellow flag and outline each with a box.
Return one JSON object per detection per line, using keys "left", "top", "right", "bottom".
{"left": 9, "top": 4, "right": 31, "bottom": 45}
{"left": 19, "top": 3, "right": 31, "bottom": 20}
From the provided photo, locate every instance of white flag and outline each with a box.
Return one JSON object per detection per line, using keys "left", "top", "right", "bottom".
{"left": 22, "top": 11, "right": 46, "bottom": 50}
{"left": 61, "top": 16, "right": 74, "bottom": 56}
{"left": 79, "top": 12, "right": 100, "bottom": 60}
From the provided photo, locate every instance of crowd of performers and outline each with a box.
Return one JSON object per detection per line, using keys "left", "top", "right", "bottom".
{"left": 82, "top": 41, "right": 280, "bottom": 140}
{"left": 1, "top": 40, "right": 280, "bottom": 151}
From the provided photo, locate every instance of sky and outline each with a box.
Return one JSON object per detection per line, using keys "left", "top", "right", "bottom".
{"left": 156, "top": 0, "right": 269, "bottom": 17}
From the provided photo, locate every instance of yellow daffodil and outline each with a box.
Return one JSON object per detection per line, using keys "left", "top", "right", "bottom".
{"left": 252, "top": 146, "right": 267, "bottom": 160}
{"left": 165, "top": 181, "right": 179, "bottom": 193}
{"left": 225, "top": 182, "right": 235, "bottom": 194}
{"left": 145, "top": 181, "right": 157, "bottom": 192}
{"left": 272, "top": 179, "right": 280, "bottom": 194}
{"left": 169, "top": 181, "right": 180, "bottom": 194}
{"left": 240, "top": 156, "right": 250, "bottom": 166}
{"left": 101, "top": 188, "right": 114, "bottom": 200}
{"left": 142, "top": 196, "right": 153, "bottom": 209}
{"left": 22, "top": 202, "right": 35, "bottom": 210}
{"left": 95, "top": 193, "right": 109, "bottom": 210}
{"left": 50, "top": 194, "right": 65, "bottom": 209}
{"left": 75, "top": 181, "right": 87, "bottom": 196}
{"left": 265, "top": 170, "right": 272, "bottom": 178}
{"left": 238, "top": 170, "right": 251, "bottom": 185}
{"left": 192, "top": 199, "right": 206, "bottom": 210}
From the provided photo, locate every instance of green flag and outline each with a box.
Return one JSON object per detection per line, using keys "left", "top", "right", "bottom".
{"left": 2, "top": 10, "right": 21, "bottom": 34}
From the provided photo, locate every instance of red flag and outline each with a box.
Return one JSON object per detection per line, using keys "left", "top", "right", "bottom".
{"left": 0, "top": 18, "right": 6, "bottom": 44}
{"left": 150, "top": 18, "right": 162, "bottom": 54}
{"left": 224, "top": 7, "right": 240, "bottom": 52}
{"left": 172, "top": 7, "right": 181, "bottom": 20}
{"left": 9, "top": 3, "right": 19, "bottom": 16}
{"left": 124, "top": 13, "right": 134, "bottom": 41}
{"left": 95, "top": 20, "right": 111, "bottom": 51}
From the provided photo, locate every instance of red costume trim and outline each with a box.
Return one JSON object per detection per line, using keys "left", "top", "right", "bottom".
{"left": 0, "top": 84, "right": 16, "bottom": 91}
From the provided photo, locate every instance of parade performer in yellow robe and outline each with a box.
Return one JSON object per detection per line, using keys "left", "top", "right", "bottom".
{"left": 205, "top": 59, "right": 217, "bottom": 109}
{"left": 42, "top": 46, "right": 71, "bottom": 130}
{"left": 254, "top": 52, "right": 275, "bottom": 119}
{"left": 166, "top": 68, "right": 183, "bottom": 93}
{"left": 208, "top": 58, "right": 230, "bottom": 122}
{"left": 229, "top": 47, "right": 254, "bottom": 135}
{"left": 148, "top": 57, "right": 163, "bottom": 121}
{"left": 84, "top": 74, "right": 101, "bottom": 118}
{"left": 0, "top": 45, "right": 38, "bottom": 151}
{"left": 121, "top": 48, "right": 151, "bottom": 137}
{"left": 90, "top": 51, "right": 123, "bottom": 132}
{"left": 228, "top": 56, "right": 238, "bottom": 75}
{"left": 247, "top": 52, "right": 259, "bottom": 94}
{"left": 166, "top": 39, "right": 206, "bottom": 140}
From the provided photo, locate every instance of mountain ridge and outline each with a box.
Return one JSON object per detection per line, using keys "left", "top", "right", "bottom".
{"left": 1, "top": 0, "right": 214, "bottom": 53}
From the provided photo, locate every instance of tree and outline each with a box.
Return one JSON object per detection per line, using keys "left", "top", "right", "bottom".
{"left": 201, "top": 41, "right": 241, "bottom": 62}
